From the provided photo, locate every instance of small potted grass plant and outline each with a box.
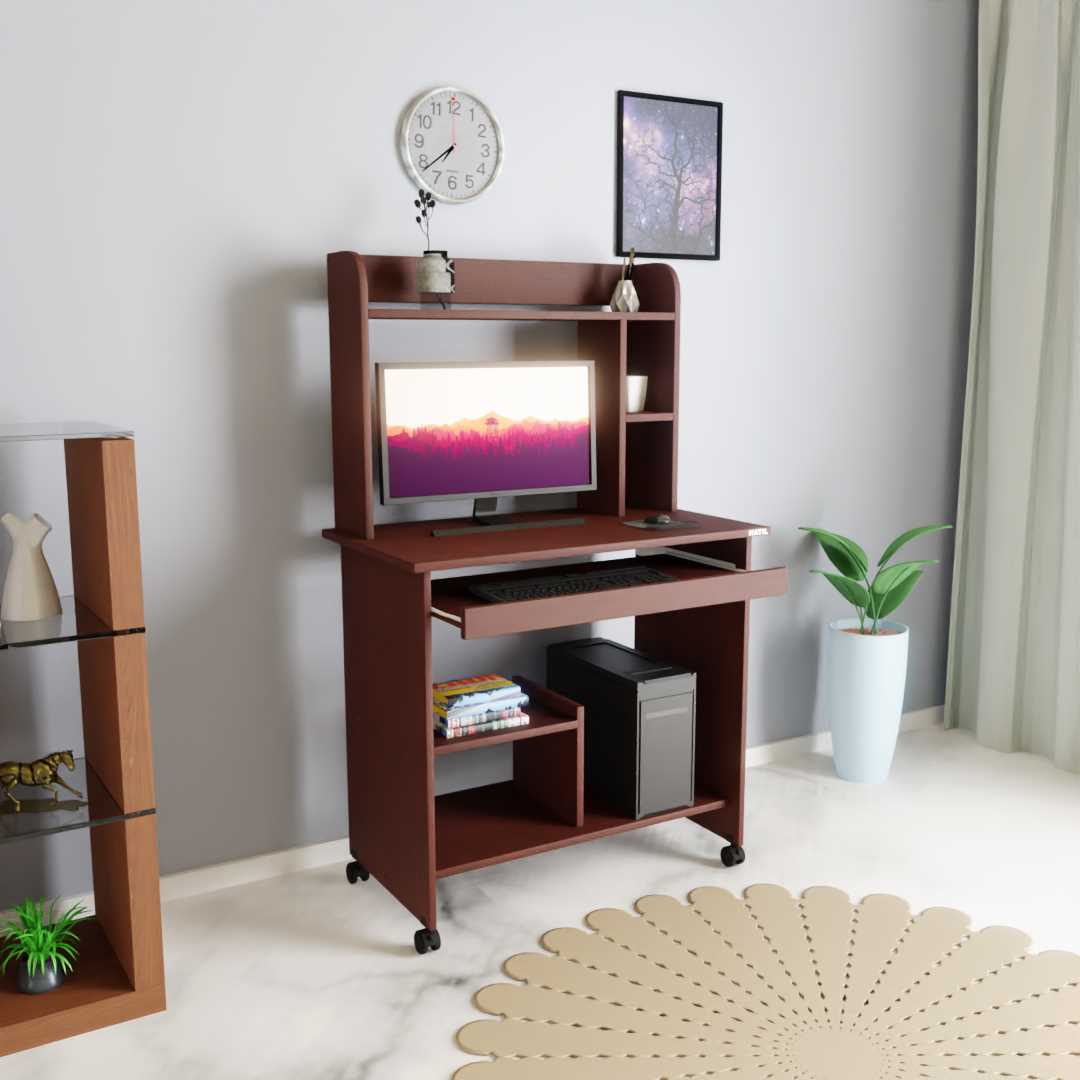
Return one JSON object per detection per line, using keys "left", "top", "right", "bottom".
{"left": 1, "top": 898, "right": 86, "bottom": 994}
{"left": 801, "top": 523, "right": 951, "bottom": 783}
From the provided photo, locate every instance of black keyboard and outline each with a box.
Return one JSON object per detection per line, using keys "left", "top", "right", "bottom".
{"left": 469, "top": 565, "right": 678, "bottom": 603}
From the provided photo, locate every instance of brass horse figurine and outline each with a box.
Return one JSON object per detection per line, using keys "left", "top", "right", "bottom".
{"left": 0, "top": 751, "right": 83, "bottom": 812}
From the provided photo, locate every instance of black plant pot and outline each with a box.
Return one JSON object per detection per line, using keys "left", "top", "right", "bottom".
{"left": 16, "top": 958, "right": 64, "bottom": 994}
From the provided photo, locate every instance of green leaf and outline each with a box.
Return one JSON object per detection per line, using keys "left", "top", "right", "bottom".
{"left": 800, "top": 527, "right": 869, "bottom": 579}
{"left": 810, "top": 569, "right": 870, "bottom": 610}
{"left": 871, "top": 559, "right": 936, "bottom": 601}
{"left": 874, "top": 570, "right": 924, "bottom": 619}
{"left": 878, "top": 523, "right": 952, "bottom": 567}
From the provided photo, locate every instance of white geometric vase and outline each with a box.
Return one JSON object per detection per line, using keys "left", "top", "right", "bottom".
{"left": 610, "top": 280, "right": 640, "bottom": 312}
{"left": 1, "top": 512, "right": 62, "bottom": 622}
{"left": 823, "top": 617, "right": 909, "bottom": 783}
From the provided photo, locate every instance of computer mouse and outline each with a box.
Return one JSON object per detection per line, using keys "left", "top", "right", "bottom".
{"left": 645, "top": 513, "right": 673, "bottom": 526}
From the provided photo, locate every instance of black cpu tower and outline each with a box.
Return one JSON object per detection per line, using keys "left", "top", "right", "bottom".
{"left": 547, "top": 638, "right": 696, "bottom": 820}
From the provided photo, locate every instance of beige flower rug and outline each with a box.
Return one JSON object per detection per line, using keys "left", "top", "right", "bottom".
{"left": 455, "top": 884, "right": 1080, "bottom": 1079}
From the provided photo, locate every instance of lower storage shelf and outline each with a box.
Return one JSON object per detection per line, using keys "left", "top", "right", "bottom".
{"left": 433, "top": 679, "right": 582, "bottom": 756}
{"left": 435, "top": 780, "right": 726, "bottom": 878}
{"left": 0, "top": 918, "right": 165, "bottom": 1056}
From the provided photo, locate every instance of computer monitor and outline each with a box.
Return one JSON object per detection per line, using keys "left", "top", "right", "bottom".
{"left": 376, "top": 361, "right": 597, "bottom": 513}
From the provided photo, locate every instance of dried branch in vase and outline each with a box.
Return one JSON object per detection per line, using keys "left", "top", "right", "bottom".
{"left": 414, "top": 187, "right": 437, "bottom": 250}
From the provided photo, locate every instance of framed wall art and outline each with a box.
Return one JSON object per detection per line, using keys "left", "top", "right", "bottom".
{"left": 616, "top": 90, "right": 722, "bottom": 260}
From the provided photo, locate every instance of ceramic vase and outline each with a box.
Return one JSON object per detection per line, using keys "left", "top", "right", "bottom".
{"left": 1, "top": 513, "right": 62, "bottom": 622}
{"left": 626, "top": 375, "right": 649, "bottom": 413}
{"left": 823, "top": 617, "right": 909, "bottom": 783}
{"left": 610, "top": 280, "right": 640, "bottom": 313}
{"left": 16, "top": 958, "right": 64, "bottom": 994}
{"left": 417, "top": 250, "right": 455, "bottom": 294}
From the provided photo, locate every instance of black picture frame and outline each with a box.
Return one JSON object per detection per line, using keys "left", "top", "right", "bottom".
{"left": 615, "top": 90, "right": 723, "bottom": 261}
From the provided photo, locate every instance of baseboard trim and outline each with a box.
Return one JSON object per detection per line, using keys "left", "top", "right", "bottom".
{"left": 161, "top": 838, "right": 350, "bottom": 904}
{"left": 744, "top": 705, "right": 944, "bottom": 768}
{"left": 151, "top": 706, "right": 943, "bottom": 905}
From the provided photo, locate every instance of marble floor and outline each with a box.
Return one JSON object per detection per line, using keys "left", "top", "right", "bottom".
{"left": 8, "top": 726, "right": 1080, "bottom": 1079}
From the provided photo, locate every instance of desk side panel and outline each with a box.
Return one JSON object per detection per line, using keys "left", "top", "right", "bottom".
{"left": 341, "top": 550, "right": 435, "bottom": 928}
{"left": 635, "top": 599, "right": 749, "bottom": 847}
{"left": 327, "top": 253, "right": 374, "bottom": 539}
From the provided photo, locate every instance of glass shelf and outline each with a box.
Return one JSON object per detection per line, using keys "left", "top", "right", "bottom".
{"left": 0, "top": 597, "right": 144, "bottom": 650}
{"left": 0, "top": 758, "right": 154, "bottom": 845}
{"left": 0, "top": 421, "right": 132, "bottom": 443}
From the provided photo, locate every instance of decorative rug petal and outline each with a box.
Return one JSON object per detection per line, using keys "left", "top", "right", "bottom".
{"left": 454, "top": 884, "right": 1080, "bottom": 1079}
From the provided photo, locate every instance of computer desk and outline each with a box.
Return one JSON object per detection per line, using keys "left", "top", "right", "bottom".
{"left": 322, "top": 253, "right": 788, "bottom": 952}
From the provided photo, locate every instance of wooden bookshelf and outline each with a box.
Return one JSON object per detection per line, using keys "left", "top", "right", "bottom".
{"left": 323, "top": 254, "right": 787, "bottom": 953}
{"left": 0, "top": 434, "right": 164, "bottom": 1057}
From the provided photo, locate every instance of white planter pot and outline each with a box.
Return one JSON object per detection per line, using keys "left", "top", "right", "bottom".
{"left": 823, "top": 617, "right": 909, "bottom": 783}
{"left": 417, "top": 251, "right": 455, "bottom": 294}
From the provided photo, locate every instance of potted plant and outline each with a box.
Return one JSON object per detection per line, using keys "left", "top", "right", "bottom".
{"left": 413, "top": 187, "right": 454, "bottom": 295}
{"left": 1, "top": 897, "right": 86, "bottom": 994}
{"left": 801, "top": 523, "right": 951, "bottom": 782}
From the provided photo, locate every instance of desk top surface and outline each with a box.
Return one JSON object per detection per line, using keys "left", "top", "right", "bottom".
{"left": 323, "top": 508, "right": 768, "bottom": 574}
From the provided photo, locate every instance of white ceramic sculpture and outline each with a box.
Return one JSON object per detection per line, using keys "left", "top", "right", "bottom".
{"left": 1, "top": 513, "right": 62, "bottom": 623}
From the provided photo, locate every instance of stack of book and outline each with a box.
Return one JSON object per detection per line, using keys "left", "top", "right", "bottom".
{"left": 433, "top": 674, "right": 530, "bottom": 740}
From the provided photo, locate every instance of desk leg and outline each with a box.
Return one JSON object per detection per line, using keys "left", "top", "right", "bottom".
{"left": 636, "top": 600, "right": 748, "bottom": 850}
{"left": 341, "top": 551, "right": 436, "bottom": 932}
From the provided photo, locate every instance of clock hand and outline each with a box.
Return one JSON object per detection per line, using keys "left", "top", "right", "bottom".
{"left": 421, "top": 144, "right": 455, "bottom": 171}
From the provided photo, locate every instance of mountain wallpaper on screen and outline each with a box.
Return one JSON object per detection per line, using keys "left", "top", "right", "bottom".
{"left": 387, "top": 412, "right": 592, "bottom": 498}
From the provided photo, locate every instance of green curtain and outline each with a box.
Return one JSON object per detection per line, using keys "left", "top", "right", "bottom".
{"left": 946, "top": 0, "right": 1080, "bottom": 769}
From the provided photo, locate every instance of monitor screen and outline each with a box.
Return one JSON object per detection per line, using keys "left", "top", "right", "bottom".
{"left": 377, "top": 361, "right": 597, "bottom": 503}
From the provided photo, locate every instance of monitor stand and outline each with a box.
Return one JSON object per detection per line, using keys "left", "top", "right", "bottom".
{"left": 431, "top": 498, "right": 586, "bottom": 537}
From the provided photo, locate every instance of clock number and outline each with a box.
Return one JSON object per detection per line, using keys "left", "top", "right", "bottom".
{"left": 448, "top": 99, "right": 461, "bottom": 115}
{"left": 419, "top": 114, "right": 432, "bottom": 130}
{"left": 432, "top": 169, "right": 442, "bottom": 185}
{"left": 413, "top": 133, "right": 424, "bottom": 147}
{"left": 477, "top": 123, "right": 487, "bottom": 136}
{"left": 476, "top": 162, "right": 486, "bottom": 175}
{"left": 480, "top": 143, "right": 490, "bottom": 158}
{"left": 468, "top": 107, "right": 475, "bottom": 121}
{"left": 447, "top": 175, "right": 457, "bottom": 191}
{"left": 418, "top": 153, "right": 428, "bottom": 168}
{"left": 465, "top": 174, "right": 474, "bottom": 189}
{"left": 430, "top": 102, "right": 442, "bottom": 116}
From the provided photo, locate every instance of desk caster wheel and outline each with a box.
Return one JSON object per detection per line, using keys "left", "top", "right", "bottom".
{"left": 414, "top": 928, "right": 441, "bottom": 955}
{"left": 721, "top": 844, "right": 746, "bottom": 868}
{"left": 345, "top": 861, "right": 369, "bottom": 884}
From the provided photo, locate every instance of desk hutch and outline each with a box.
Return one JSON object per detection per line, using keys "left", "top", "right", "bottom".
{"left": 322, "top": 254, "right": 787, "bottom": 953}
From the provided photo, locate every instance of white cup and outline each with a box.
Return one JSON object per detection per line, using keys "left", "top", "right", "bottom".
{"left": 627, "top": 375, "right": 649, "bottom": 414}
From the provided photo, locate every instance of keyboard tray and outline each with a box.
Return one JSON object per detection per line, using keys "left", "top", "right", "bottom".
{"left": 430, "top": 554, "right": 787, "bottom": 639}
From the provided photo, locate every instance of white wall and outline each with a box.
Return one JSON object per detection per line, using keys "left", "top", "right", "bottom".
{"left": 0, "top": 0, "right": 975, "bottom": 895}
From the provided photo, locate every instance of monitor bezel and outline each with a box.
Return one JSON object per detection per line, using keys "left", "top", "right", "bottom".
{"left": 376, "top": 360, "right": 599, "bottom": 506}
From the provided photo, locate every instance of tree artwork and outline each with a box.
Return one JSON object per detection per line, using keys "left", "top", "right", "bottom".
{"left": 618, "top": 93, "right": 721, "bottom": 259}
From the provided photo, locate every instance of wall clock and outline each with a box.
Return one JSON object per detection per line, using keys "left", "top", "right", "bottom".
{"left": 399, "top": 86, "right": 504, "bottom": 203}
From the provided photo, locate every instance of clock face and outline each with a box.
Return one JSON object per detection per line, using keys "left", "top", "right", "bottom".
{"left": 400, "top": 87, "right": 503, "bottom": 203}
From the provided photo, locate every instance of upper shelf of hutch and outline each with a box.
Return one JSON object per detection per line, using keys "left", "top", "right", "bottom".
{"left": 367, "top": 306, "right": 674, "bottom": 321}
{"left": 331, "top": 252, "right": 680, "bottom": 311}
